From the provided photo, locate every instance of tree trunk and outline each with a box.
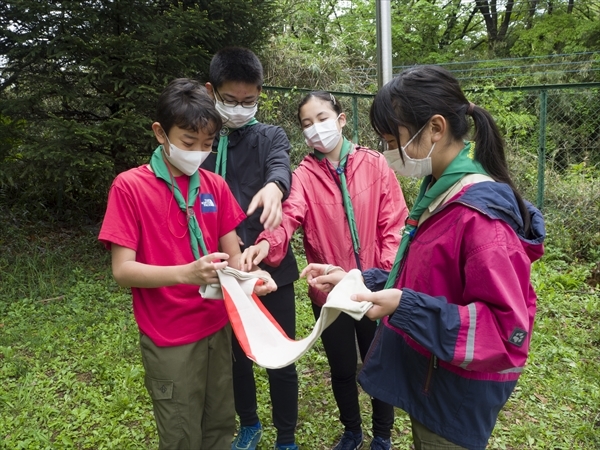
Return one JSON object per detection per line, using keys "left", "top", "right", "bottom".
{"left": 475, "top": 0, "right": 498, "bottom": 43}
{"left": 498, "top": 0, "right": 515, "bottom": 41}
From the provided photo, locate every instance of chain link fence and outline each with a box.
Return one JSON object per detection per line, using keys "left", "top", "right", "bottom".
{"left": 260, "top": 84, "right": 600, "bottom": 262}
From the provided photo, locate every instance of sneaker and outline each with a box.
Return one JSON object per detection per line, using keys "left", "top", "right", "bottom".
{"left": 333, "top": 430, "right": 364, "bottom": 450}
{"left": 370, "top": 436, "right": 391, "bottom": 450}
{"left": 231, "top": 423, "right": 263, "bottom": 450}
{"left": 274, "top": 443, "right": 299, "bottom": 450}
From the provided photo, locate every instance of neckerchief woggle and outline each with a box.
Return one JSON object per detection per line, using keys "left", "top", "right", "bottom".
{"left": 215, "top": 118, "right": 259, "bottom": 179}
{"left": 149, "top": 146, "right": 209, "bottom": 260}
{"left": 384, "top": 142, "right": 488, "bottom": 289}
{"left": 315, "top": 137, "right": 362, "bottom": 270}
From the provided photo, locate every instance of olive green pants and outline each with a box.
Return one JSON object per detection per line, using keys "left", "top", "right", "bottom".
{"left": 140, "top": 325, "right": 235, "bottom": 450}
{"left": 411, "top": 417, "right": 468, "bottom": 450}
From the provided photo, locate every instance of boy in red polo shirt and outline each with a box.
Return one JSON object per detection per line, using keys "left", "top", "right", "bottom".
{"left": 99, "top": 78, "right": 275, "bottom": 449}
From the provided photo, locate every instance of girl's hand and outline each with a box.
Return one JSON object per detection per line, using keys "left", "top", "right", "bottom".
{"left": 300, "top": 263, "right": 346, "bottom": 294}
{"left": 351, "top": 289, "right": 403, "bottom": 320}
{"left": 184, "top": 253, "right": 229, "bottom": 285}
{"left": 240, "top": 240, "right": 270, "bottom": 272}
{"left": 251, "top": 270, "right": 278, "bottom": 296}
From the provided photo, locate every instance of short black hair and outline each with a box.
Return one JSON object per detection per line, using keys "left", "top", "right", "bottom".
{"left": 156, "top": 78, "right": 222, "bottom": 135}
{"left": 209, "top": 47, "right": 263, "bottom": 89}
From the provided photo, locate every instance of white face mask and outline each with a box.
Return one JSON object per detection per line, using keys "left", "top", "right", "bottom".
{"left": 303, "top": 115, "right": 342, "bottom": 153}
{"left": 215, "top": 101, "right": 257, "bottom": 128}
{"left": 163, "top": 137, "right": 210, "bottom": 176}
{"left": 384, "top": 124, "right": 435, "bottom": 178}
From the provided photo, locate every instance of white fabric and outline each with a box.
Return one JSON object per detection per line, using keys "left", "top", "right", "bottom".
{"left": 199, "top": 266, "right": 269, "bottom": 299}
{"left": 218, "top": 268, "right": 372, "bottom": 369}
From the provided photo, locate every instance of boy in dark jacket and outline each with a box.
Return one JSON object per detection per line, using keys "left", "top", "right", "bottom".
{"left": 203, "top": 47, "right": 299, "bottom": 450}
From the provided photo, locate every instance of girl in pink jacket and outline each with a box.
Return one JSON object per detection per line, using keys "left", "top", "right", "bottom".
{"left": 242, "top": 91, "right": 408, "bottom": 450}
{"left": 302, "top": 66, "right": 545, "bottom": 450}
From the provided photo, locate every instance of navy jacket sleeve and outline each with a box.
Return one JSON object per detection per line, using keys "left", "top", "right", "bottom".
{"left": 388, "top": 288, "right": 461, "bottom": 362}
{"left": 363, "top": 268, "right": 390, "bottom": 292}
{"left": 264, "top": 126, "right": 292, "bottom": 201}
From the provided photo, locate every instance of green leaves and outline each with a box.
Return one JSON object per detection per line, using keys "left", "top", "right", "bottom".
{"left": 0, "top": 0, "right": 277, "bottom": 218}
{"left": 1, "top": 219, "right": 600, "bottom": 448}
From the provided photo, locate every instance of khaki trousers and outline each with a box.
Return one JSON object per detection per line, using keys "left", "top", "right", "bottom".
{"left": 140, "top": 325, "right": 235, "bottom": 450}
{"left": 411, "top": 417, "right": 468, "bottom": 450}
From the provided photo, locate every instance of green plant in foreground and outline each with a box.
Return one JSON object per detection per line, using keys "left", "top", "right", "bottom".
{"left": 1, "top": 225, "right": 599, "bottom": 449}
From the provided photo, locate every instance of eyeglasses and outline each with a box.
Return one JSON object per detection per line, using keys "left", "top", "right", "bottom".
{"left": 215, "top": 88, "right": 258, "bottom": 109}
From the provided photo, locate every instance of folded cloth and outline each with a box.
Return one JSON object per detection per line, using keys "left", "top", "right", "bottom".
{"left": 220, "top": 268, "right": 372, "bottom": 369}
{"left": 199, "top": 266, "right": 270, "bottom": 300}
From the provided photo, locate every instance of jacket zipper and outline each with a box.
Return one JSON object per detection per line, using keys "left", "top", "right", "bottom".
{"left": 423, "top": 355, "right": 438, "bottom": 393}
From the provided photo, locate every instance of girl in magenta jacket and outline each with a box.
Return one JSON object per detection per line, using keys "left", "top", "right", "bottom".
{"left": 242, "top": 91, "right": 408, "bottom": 450}
{"left": 302, "top": 66, "right": 545, "bottom": 450}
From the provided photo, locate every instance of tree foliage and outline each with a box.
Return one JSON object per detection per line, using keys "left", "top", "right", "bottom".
{"left": 0, "top": 0, "right": 275, "bottom": 216}
{"left": 0, "top": 0, "right": 598, "bottom": 218}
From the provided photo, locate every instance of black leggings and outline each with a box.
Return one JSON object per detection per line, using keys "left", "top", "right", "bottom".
{"left": 312, "top": 303, "right": 394, "bottom": 439}
{"left": 232, "top": 282, "right": 298, "bottom": 444}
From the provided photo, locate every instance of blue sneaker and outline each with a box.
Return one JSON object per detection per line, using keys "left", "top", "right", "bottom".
{"left": 370, "top": 436, "right": 391, "bottom": 450}
{"left": 231, "top": 422, "right": 263, "bottom": 450}
{"left": 333, "top": 430, "right": 363, "bottom": 450}
{"left": 274, "top": 443, "right": 299, "bottom": 450}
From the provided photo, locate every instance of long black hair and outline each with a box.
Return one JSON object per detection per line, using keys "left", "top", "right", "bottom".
{"left": 370, "top": 65, "right": 530, "bottom": 232}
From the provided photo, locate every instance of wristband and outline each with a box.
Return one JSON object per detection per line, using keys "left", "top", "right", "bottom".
{"left": 324, "top": 265, "right": 344, "bottom": 275}
{"left": 271, "top": 180, "right": 287, "bottom": 196}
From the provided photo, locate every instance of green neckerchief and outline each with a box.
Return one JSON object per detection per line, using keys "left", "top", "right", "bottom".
{"left": 315, "top": 137, "right": 362, "bottom": 269}
{"left": 384, "top": 142, "right": 488, "bottom": 289}
{"left": 215, "top": 118, "right": 259, "bottom": 179}
{"left": 149, "top": 146, "right": 209, "bottom": 259}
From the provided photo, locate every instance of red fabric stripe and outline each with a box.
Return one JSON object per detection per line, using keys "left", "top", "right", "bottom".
{"left": 251, "top": 293, "right": 294, "bottom": 341}
{"left": 222, "top": 287, "right": 255, "bottom": 361}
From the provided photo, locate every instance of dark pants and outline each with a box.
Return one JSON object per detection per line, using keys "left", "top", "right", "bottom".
{"left": 312, "top": 303, "right": 394, "bottom": 439}
{"left": 232, "top": 282, "right": 298, "bottom": 444}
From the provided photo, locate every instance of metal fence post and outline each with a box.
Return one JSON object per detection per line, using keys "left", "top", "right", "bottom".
{"left": 352, "top": 95, "right": 359, "bottom": 143}
{"left": 537, "top": 89, "right": 547, "bottom": 210}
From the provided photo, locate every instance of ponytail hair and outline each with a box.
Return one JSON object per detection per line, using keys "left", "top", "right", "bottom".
{"left": 370, "top": 65, "right": 531, "bottom": 233}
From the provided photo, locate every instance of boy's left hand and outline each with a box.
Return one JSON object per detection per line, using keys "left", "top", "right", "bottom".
{"left": 251, "top": 269, "right": 278, "bottom": 296}
{"left": 247, "top": 182, "right": 283, "bottom": 231}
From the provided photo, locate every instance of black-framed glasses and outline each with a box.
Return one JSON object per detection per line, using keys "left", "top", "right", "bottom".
{"left": 215, "top": 88, "right": 258, "bottom": 109}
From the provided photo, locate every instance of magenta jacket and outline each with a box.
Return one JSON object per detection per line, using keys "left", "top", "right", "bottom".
{"left": 359, "top": 181, "right": 545, "bottom": 450}
{"left": 258, "top": 146, "right": 408, "bottom": 306}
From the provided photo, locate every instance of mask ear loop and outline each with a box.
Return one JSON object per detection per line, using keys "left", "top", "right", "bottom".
{"left": 161, "top": 136, "right": 188, "bottom": 240}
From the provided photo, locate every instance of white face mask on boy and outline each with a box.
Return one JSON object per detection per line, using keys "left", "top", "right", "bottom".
{"left": 384, "top": 124, "right": 435, "bottom": 178}
{"left": 215, "top": 101, "right": 257, "bottom": 129}
{"left": 163, "top": 137, "right": 210, "bottom": 176}
{"left": 303, "top": 115, "right": 342, "bottom": 153}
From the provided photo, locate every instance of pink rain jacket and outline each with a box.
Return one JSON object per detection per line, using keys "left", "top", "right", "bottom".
{"left": 258, "top": 146, "right": 408, "bottom": 306}
{"left": 358, "top": 181, "right": 546, "bottom": 450}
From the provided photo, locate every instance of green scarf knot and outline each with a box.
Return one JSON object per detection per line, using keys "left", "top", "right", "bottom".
{"left": 149, "top": 146, "right": 209, "bottom": 260}
{"left": 384, "top": 142, "right": 488, "bottom": 289}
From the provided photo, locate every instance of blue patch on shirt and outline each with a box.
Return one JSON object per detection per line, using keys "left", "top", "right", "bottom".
{"left": 200, "top": 193, "right": 217, "bottom": 213}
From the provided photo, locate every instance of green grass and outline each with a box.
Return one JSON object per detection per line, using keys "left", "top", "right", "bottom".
{"left": 1, "top": 220, "right": 599, "bottom": 449}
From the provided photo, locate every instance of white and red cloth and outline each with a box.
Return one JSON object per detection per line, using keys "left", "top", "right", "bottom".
{"left": 216, "top": 268, "right": 372, "bottom": 369}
